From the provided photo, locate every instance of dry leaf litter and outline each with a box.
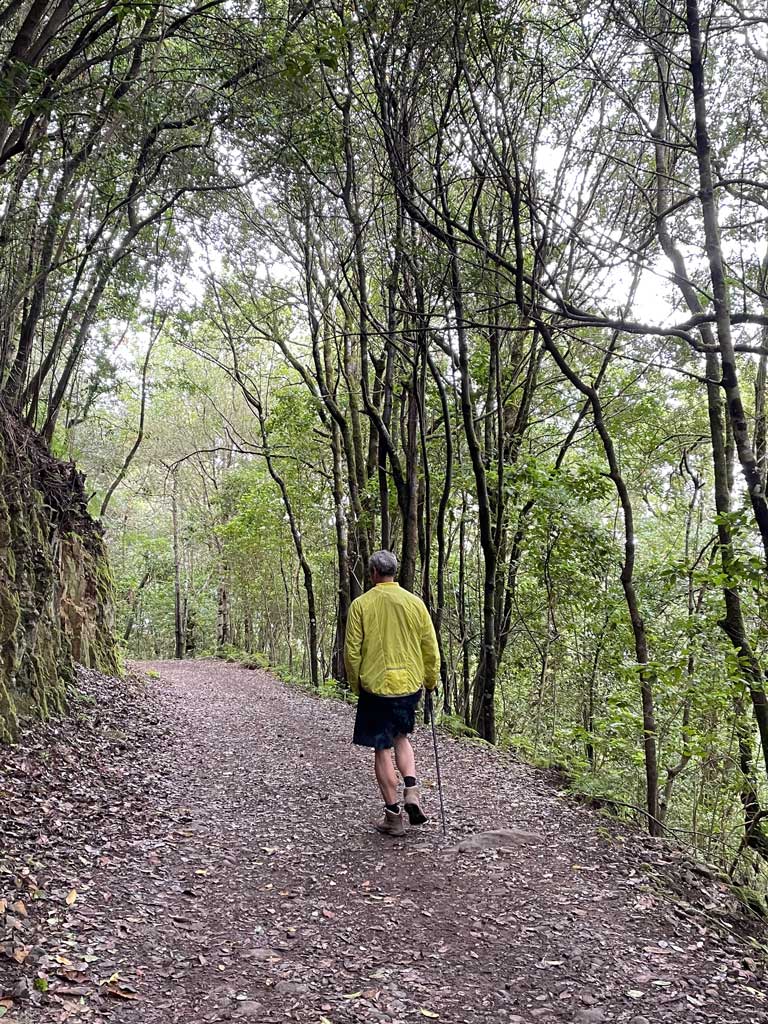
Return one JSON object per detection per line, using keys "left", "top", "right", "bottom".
{"left": 1, "top": 659, "right": 766, "bottom": 1024}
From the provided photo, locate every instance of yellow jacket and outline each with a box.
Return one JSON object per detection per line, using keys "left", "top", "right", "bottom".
{"left": 344, "top": 583, "right": 440, "bottom": 696}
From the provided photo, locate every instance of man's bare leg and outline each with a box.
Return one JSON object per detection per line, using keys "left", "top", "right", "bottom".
{"left": 394, "top": 733, "right": 428, "bottom": 825}
{"left": 393, "top": 733, "right": 416, "bottom": 780}
{"left": 372, "top": 748, "right": 406, "bottom": 835}
{"left": 374, "top": 748, "right": 399, "bottom": 806}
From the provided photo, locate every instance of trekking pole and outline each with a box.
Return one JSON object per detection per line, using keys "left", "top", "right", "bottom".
{"left": 426, "top": 691, "right": 447, "bottom": 836}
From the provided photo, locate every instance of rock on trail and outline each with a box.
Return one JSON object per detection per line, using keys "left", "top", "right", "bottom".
{"left": 1, "top": 658, "right": 766, "bottom": 1024}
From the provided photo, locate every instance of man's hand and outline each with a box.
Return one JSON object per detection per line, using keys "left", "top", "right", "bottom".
{"left": 425, "top": 688, "right": 435, "bottom": 720}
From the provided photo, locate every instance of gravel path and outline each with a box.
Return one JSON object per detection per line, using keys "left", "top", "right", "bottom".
{"left": 2, "top": 659, "right": 767, "bottom": 1024}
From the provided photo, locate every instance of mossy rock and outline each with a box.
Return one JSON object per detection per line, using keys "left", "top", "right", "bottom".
{"left": 732, "top": 886, "right": 768, "bottom": 918}
{"left": 240, "top": 652, "right": 269, "bottom": 670}
{"left": 441, "top": 713, "right": 481, "bottom": 739}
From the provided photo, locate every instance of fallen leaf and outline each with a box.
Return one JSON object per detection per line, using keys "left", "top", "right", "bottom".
{"left": 104, "top": 985, "right": 140, "bottom": 1000}
{"left": 65, "top": 890, "right": 78, "bottom": 906}
{"left": 420, "top": 1011, "right": 440, "bottom": 1019}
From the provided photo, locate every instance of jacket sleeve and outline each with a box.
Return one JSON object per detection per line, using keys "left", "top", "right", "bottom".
{"left": 344, "top": 600, "right": 364, "bottom": 694}
{"left": 420, "top": 606, "right": 440, "bottom": 692}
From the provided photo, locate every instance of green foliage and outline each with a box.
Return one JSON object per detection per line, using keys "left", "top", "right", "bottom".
{"left": 441, "top": 713, "right": 481, "bottom": 740}
{"left": 240, "top": 653, "right": 270, "bottom": 670}
{"left": 274, "top": 668, "right": 357, "bottom": 705}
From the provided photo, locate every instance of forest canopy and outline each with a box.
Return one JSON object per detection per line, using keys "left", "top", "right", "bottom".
{"left": 2, "top": 0, "right": 768, "bottom": 871}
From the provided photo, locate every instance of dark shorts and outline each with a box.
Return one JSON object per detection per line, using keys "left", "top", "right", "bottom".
{"left": 353, "top": 689, "right": 422, "bottom": 750}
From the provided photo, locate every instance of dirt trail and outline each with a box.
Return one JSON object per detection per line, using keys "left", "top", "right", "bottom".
{"left": 2, "top": 660, "right": 767, "bottom": 1024}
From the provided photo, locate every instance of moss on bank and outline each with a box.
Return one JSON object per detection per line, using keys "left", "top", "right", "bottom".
{"left": 0, "top": 406, "right": 119, "bottom": 740}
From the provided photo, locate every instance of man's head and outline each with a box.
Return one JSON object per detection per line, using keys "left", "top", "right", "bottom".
{"left": 369, "top": 549, "right": 398, "bottom": 584}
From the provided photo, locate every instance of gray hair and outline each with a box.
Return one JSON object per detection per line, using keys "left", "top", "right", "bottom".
{"left": 369, "top": 549, "right": 398, "bottom": 578}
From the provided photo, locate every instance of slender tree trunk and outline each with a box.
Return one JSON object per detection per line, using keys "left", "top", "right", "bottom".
{"left": 216, "top": 579, "right": 231, "bottom": 649}
{"left": 100, "top": 323, "right": 158, "bottom": 518}
{"left": 685, "top": 0, "right": 768, "bottom": 565}
{"left": 331, "top": 418, "right": 350, "bottom": 682}
{"left": 400, "top": 378, "right": 419, "bottom": 591}
{"left": 437, "top": 214, "right": 497, "bottom": 739}
{"left": 458, "top": 492, "right": 471, "bottom": 726}
{"left": 754, "top": 249, "right": 768, "bottom": 494}
{"left": 428, "top": 350, "right": 453, "bottom": 709}
{"left": 123, "top": 569, "right": 150, "bottom": 645}
{"left": 257, "top": 402, "right": 319, "bottom": 688}
{"left": 171, "top": 473, "right": 184, "bottom": 661}
{"left": 543, "top": 327, "right": 661, "bottom": 835}
{"left": 654, "top": 56, "right": 768, "bottom": 788}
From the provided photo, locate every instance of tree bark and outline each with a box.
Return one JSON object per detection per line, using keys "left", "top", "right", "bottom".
{"left": 685, "top": 0, "right": 768, "bottom": 567}
{"left": 171, "top": 473, "right": 184, "bottom": 661}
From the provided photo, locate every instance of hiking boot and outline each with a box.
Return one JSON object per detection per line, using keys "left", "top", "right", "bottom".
{"left": 375, "top": 807, "right": 406, "bottom": 836}
{"left": 403, "top": 785, "right": 428, "bottom": 826}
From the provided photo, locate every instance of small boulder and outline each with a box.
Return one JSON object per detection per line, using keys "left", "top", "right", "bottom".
{"left": 274, "top": 980, "right": 308, "bottom": 995}
{"left": 249, "top": 947, "right": 276, "bottom": 961}
{"left": 451, "top": 828, "right": 543, "bottom": 852}
{"left": 233, "top": 1001, "right": 264, "bottom": 1018}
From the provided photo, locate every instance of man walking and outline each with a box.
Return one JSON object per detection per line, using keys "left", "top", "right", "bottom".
{"left": 344, "top": 550, "right": 440, "bottom": 836}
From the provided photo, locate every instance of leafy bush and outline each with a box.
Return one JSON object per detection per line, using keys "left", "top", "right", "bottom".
{"left": 239, "top": 652, "right": 270, "bottom": 670}
{"left": 217, "top": 644, "right": 243, "bottom": 664}
{"left": 440, "top": 712, "right": 481, "bottom": 739}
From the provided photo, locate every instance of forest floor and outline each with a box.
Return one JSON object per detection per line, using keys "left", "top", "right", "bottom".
{"left": 2, "top": 660, "right": 768, "bottom": 1024}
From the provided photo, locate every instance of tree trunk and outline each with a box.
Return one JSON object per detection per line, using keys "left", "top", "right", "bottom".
{"left": 171, "top": 474, "right": 184, "bottom": 661}
{"left": 685, "top": 0, "right": 768, "bottom": 566}
{"left": 256, "top": 401, "right": 319, "bottom": 688}
{"left": 123, "top": 569, "right": 150, "bottom": 646}
{"left": 654, "top": 53, "right": 768, "bottom": 786}
{"left": 331, "top": 418, "right": 350, "bottom": 682}
{"left": 543, "top": 327, "right": 661, "bottom": 836}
